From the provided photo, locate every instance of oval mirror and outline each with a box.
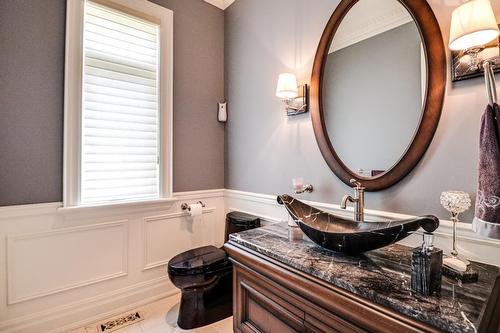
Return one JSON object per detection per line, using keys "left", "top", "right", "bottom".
{"left": 311, "top": 0, "right": 446, "bottom": 191}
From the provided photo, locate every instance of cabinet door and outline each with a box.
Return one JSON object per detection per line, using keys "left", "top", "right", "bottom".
{"left": 234, "top": 265, "right": 306, "bottom": 333}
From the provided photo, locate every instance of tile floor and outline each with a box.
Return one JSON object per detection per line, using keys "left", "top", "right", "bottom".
{"left": 70, "top": 293, "right": 233, "bottom": 333}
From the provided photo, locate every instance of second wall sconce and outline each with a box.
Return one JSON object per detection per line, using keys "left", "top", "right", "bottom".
{"left": 449, "top": 0, "right": 500, "bottom": 81}
{"left": 449, "top": 0, "right": 499, "bottom": 104}
{"left": 276, "top": 73, "right": 309, "bottom": 116}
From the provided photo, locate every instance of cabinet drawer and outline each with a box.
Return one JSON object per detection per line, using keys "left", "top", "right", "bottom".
{"left": 305, "top": 312, "right": 365, "bottom": 333}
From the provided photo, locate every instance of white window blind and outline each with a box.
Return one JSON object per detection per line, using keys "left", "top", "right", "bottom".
{"left": 81, "top": 1, "right": 160, "bottom": 204}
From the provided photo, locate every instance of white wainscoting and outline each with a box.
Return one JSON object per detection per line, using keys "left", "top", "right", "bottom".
{"left": 224, "top": 189, "right": 500, "bottom": 267}
{"left": 142, "top": 208, "right": 216, "bottom": 270}
{"left": 1, "top": 188, "right": 499, "bottom": 333}
{"left": 0, "top": 189, "right": 225, "bottom": 333}
{"left": 7, "top": 220, "right": 128, "bottom": 304}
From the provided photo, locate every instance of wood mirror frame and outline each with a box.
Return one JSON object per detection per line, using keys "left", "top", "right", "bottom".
{"left": 311, "top": 0, "right": 446, "bottom": 191}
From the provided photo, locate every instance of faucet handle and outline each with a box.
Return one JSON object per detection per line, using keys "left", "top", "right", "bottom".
{"left": 350, "top": 179, "right": 364, "bottom": 189}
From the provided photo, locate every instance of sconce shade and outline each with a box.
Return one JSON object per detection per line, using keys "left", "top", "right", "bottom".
{"left": 276, "top": 73, "right": 298, "bottom": 99}
{"left": 449, "top": 0, "right": 499, "bottom": 51}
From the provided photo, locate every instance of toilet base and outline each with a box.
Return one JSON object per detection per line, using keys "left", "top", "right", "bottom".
{"left": 177, "top": 273, "right": 232, "bottom": 330}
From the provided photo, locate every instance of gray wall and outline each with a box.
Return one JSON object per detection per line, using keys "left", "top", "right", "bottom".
{"left": 0, "top": 0, "right": 66, "bottom": 206}
{"left": 0, "top": 0, "right": 225, "bottom": 206}
{"left": 324, "top": 22, "right": 422, "bottom": 174}
{"left": 225, "top": 0, "right": 500, "bottom": 222}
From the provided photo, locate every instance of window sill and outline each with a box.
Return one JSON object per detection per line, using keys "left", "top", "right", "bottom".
{"left": 57, "top": 198, "right": 178, "bottom": 216}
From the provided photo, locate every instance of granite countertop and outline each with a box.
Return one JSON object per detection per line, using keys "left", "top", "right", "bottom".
{"left": 228, "top": 222, "right": 500, "bottom": 333}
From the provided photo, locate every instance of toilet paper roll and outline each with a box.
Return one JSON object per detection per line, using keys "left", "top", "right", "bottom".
{"left": 188, "top": 203, "right": 203, "bottom": 217}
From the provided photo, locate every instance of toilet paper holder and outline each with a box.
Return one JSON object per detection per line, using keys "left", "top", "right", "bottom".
{"left": 181, "top": 201, "right": 206, "bottom": 211}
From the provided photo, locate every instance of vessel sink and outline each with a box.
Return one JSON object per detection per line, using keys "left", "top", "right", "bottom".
{"left": 278, "top": 194, "right": 439, "bottom": 254}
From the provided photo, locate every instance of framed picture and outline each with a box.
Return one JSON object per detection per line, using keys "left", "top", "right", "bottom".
{"left": 451, "top": 26, "right": 500, "bottom": 82}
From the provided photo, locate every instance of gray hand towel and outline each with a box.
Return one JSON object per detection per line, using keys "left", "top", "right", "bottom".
{"left": 473, "top": 103, "right": 500, "bottom": 239}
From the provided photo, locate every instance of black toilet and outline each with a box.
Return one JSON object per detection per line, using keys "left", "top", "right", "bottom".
{"left": 167, "top": 211, "right": 261, "bottom": 330}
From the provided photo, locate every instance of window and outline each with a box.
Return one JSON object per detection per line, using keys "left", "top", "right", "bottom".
{"left": 64, "top": 0, "right": 173, "bottom": 207}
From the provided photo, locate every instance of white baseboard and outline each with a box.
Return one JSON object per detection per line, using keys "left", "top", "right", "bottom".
{"left": 0, "top": 276, "right": 176, "bottom": 333}
{"left": 55, "top": 290, "right": 179, "bottom": 333}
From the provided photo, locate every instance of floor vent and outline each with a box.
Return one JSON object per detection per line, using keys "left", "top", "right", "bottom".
{"left": 97, "top": 311, "right": 143, "bottom": 333}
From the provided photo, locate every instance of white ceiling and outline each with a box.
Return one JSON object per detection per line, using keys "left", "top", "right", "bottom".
{"left": 203, "top": 0, "right": 235, "bottom": 10}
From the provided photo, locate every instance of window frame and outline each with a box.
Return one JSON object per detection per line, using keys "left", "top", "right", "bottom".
{"left": 64, "top": 0, "right": 173, "bottom": 207}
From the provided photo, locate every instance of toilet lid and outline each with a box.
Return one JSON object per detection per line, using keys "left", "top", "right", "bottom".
{"left": 226, "top": 211, "right": 261, "bottom": 227}
{"left": 168, "top": 246, "right": 229, "bottom": 275}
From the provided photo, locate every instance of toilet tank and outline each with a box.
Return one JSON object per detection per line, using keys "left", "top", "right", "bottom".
{"left": 224, "top": 211, "right": 261, "bottom": 243}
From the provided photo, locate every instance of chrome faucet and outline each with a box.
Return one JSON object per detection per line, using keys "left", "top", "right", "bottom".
{"left": 340, "top": 179, "right": 365, "bottom": 221}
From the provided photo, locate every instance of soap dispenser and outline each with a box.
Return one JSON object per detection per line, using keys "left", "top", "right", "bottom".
{"left": 411, "top": 232, "right": 442, "bottom": 296}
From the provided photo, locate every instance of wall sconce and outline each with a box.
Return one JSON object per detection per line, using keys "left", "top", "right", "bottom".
{"left": 449, "top": 0, "right": 500, "bottom": 81}
{"left": 276, "top": 73, "right": 309, "bottom": 116}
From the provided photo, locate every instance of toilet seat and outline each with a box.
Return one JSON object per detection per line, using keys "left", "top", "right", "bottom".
{"left": 168, "top": 245, "right": 230, "bottom": 277}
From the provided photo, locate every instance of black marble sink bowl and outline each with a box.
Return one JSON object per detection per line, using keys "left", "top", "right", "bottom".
{"left": 278, "top": 194, "right": 439, "bottom": 254}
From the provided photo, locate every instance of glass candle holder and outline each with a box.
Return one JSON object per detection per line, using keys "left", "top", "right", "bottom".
{"left": 440, "top": 191, "right": 471, "bottom": 263}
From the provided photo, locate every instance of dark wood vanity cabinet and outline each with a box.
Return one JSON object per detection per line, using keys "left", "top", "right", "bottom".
{"left": 233, "top": 263, "right": 362, "bottom": 333}
{"left": 226, "top": 243, "right": 441, "bottom": 333}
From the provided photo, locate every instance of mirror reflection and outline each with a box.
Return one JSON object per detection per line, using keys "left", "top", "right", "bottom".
{"left": 323, "top": 0, "right": 426, "bottom": 178}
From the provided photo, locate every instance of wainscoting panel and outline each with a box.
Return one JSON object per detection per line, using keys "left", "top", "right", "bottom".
{"left": 7, "top": 221, "right": 128, "bottom": 304}
{"left": 143, "top": 209, "right": 216, "bottom": 270}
